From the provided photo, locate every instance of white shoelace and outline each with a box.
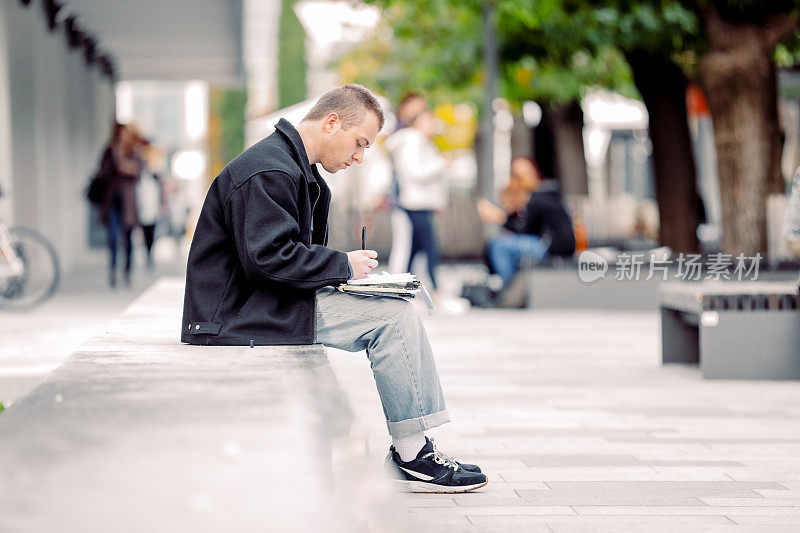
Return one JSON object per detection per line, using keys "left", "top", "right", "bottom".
{"left": 426, "top": 438, "right": 460, "bottom": 471}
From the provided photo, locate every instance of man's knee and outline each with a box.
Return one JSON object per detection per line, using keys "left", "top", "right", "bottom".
{"left": 371, "top": 298, "right": 421, "bottom": 336}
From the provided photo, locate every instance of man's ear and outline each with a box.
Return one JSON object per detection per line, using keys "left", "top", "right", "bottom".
{"left": 324, "top": 112, "right": 340, "bottom": 133}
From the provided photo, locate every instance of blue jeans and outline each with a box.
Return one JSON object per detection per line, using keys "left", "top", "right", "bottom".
{"left": 488, "top": 232, "right": 548, "bottom": 286}
{"left": 404, "top": 209, "right": 439, "bottom": 290}
{"left": 315, "top": 287, "right": 449, "bottom": 438}
{"left": 107, "top": 206, "right": 133, "bottom": 274}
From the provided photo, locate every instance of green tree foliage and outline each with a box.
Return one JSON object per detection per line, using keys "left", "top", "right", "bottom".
{"left": 346, "top": 0, "right": 800, "bottom": 253}
{"left": 344, "top": 0, "right": 636, "bottom": 110}
{"left": 339, "top": 1, "right": 484, "bottom": 107}
{"left": 211, "top": 89, "right": 247, "bottom": 165}
{"left": 347, "top": 0, "right": 800, "bottom": 112}
{"left": 278, "top": 0, "right": 307, "bottom": 108}
{"left": 209, "top": 88, "right": 247, "bottom": 182}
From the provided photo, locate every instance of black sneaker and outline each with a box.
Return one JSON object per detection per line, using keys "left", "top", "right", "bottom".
{"left": 389, "top": 438, "right": 482, "bottom": 473}
{"left": 386, "top": 437, "right": 487, "bottom": 493}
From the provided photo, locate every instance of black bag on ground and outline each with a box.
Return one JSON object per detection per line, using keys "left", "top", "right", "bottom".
{"left": 460, "top": 283, "right": 498, "bottom": 308}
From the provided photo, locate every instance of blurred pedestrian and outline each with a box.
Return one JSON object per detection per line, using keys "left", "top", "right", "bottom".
{"left": 387, "top": 91, "right": 428, "bottom": 274}
{"left": 385, "top": 108, "right": 448, "bottom": 292}
{"left": 164, "top": 177, "right": 190, "bottom": 247}
{"left": 785, "top": 166, "right": 800, "bottom": 262}
{"left": 478, "top": 157, "right": 575, "bottom": 287}
{"left": 97, "top": 123, "right": 142, "bottom": 287}
{"left": 136, "top": 138, "right": 166, "bottom": 270}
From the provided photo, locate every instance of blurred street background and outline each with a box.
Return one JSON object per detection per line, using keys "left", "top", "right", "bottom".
{"left": 3, "top": 0, "right": 800, "bottom": 530}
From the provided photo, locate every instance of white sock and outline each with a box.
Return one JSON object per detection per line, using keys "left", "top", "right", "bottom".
{"left": 392, "top": 432, "right": 427, "bottom": 462}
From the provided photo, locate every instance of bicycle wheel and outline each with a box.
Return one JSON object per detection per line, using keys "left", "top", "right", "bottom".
{"left": 0, "top": 227, "right": 60, "bottom": 310}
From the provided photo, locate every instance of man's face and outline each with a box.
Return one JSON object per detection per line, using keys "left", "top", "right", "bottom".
{"left": 318, "top": 111, "right": 381, "bottom": 173}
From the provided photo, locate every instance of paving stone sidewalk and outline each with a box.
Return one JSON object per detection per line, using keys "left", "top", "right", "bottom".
{"left": 327, "top": 307, "right": 800, "bottom": 532}
{"left": 5, "top": 262, "right": 800, "bottom": 531}
{"left": 0, "top": 259, "right": 185, "bottom": 407}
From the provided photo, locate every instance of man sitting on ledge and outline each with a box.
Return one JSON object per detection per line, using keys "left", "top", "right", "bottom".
{"left": 181, "top": 84, "right": 486, "bottom": 493}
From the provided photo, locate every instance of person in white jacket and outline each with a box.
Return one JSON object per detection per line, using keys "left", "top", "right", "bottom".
{"left": 387, "top": 92, "right": 428, "bottom": 274}
{"left": 385, "top": 109, "right": 448, "bottom": 290}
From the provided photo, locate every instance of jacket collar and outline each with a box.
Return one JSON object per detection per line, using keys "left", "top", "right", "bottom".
{"left": 275, "top": 118, "right": 318, "bottom": 184}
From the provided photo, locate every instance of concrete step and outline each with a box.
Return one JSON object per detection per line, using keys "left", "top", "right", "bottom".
{"left": 0, "top": 279, "right": 405, "bottom": 532}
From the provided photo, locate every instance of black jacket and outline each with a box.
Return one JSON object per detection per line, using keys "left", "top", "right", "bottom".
{"left": 181, "top": 119, "right": 351, "bottom": 345}
{"left": 503, "top": 182, "right": 576, "bottom": 257}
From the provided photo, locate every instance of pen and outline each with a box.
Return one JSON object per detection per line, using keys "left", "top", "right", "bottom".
{"left": 361, "top": 226, "right": 366, "bottom": 250}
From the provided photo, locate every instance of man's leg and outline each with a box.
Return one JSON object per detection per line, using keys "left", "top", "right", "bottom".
{"left": 517, "top": 233, "right": 548, "bottom": 264}
{"left": 315, "top": 287, "right": 487, "bottom": 493}
{"left": 142, "top": 224, "right": 156, "bottom": 267}
{"left": 122, "top": 226, "right": 134, "bottom": 285}
{"left": 388, "top": 208, "right": 412, "bottom": 274}
{"left": 315, "top": 287, "right": 449, "bottom": 439}
{"left": 106, "top": 208, "right": 120, "bottom": 287}
{"left": 487, "top": 233, "right": 521, "bottom": 285}
{"left": 489, "top": 233, "right": 548, "bottom": 286}
{"left": 404, "top": 209, "right": 422, "bottom": 275}
{"left": 418, "top": 211, "right": 440, "bottom": 290}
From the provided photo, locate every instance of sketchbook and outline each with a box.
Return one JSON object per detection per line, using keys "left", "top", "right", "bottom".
{"left": 337, "top": 271, "right": 436, "bottom": 315}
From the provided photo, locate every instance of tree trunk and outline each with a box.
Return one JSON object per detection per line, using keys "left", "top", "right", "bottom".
{"left": 550, "top": 101, "right": 589, "bottom": 195}
{"left": 510, "top": 113, "right": 532, "bottom": 160}
{"left": 696, "top": 7, "right": 797, "bottom": 255}
{"left": 532, "top": 103, "right": 557, "bottom": 178}
{"left": 626, "top": 50, "right": 700, "bottom": 253}
{"left": 532, "top": 101, "right": 588, "bottom": 195}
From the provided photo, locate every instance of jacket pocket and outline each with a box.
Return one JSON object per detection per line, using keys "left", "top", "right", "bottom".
{"left": 190, "top": 322, "right": 222, "bottom": 335}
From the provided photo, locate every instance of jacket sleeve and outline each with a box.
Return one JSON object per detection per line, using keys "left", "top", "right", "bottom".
{"left": 502, "top": 212, "right": 526, "bottom": 234}
{"left": 230, "top": 170, "right": 351, "bottom": 290}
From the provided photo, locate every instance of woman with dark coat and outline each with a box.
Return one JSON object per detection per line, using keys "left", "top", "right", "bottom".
{"left": 478, "top": 157, "right": 576, "bottom": 286}
{"left": 98, "top": 123, "right": 142, "bottom": 287}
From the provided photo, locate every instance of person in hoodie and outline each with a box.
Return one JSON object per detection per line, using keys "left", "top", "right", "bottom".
{"left": 478, "top": 157, "right": 576, "bottom": 286}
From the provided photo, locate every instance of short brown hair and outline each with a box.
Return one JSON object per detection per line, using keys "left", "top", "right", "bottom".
{"left": 302, "top": 84, "right": 385, "bottom": 131}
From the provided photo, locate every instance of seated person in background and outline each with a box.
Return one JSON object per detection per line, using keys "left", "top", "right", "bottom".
{"left": 478, "top": 157, "right": 576, "bottom": 286}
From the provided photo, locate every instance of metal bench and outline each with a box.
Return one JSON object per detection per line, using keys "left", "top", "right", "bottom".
{"left": 659, "top": 280, "right": 800, "bottom": 379}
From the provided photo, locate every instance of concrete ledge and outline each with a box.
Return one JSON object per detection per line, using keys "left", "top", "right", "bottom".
{"left": 508, "top": 268, "right": 661, "bottom": 310}
{"left": 0, "top": 279, "right": 399, "bottom": 532}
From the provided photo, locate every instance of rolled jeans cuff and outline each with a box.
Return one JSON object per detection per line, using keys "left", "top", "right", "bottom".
{"left": 386, "top": 409, "right": 450, "bottom": 438}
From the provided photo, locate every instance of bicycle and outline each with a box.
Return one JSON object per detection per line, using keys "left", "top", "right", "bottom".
{"left": 0, "top": 186, "right": 60, "bottom": 310}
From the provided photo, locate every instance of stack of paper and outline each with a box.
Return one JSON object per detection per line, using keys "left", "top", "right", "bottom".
{"left": 338, "top": 271, "right": 420, "bottom": 295}
{"left": 337, "top": 271, "right": 436, "bottom": 314}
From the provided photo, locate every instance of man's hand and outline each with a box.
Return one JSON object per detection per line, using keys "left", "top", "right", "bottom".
{"left": 346, "top": 250, "right": 378, "bottom": 280}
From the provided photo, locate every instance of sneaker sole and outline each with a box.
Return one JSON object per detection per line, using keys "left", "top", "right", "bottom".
{"left": 395, "top": 479, "right": 488, "bottom": 494}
